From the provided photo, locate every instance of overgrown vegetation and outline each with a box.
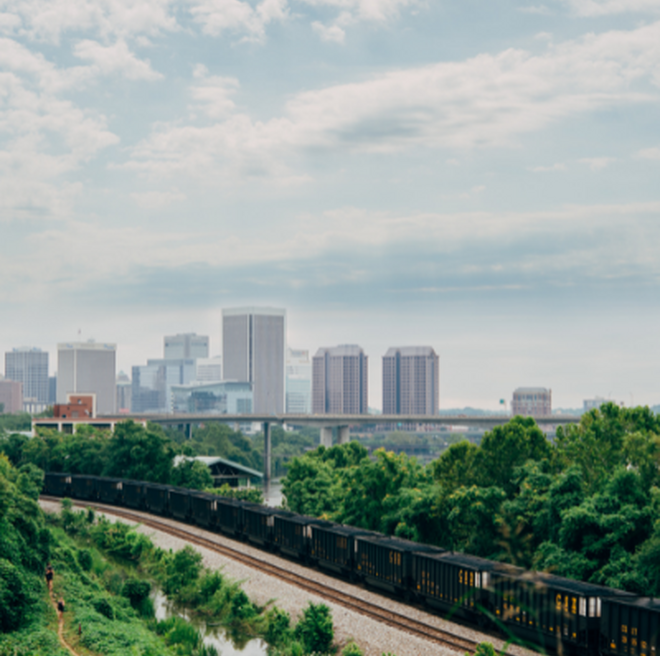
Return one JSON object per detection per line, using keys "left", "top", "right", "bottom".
{"left": 283, "top": 404, "right": 660, "bottom": 595}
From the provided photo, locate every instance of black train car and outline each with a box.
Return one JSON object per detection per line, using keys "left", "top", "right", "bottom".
{"left": 44, "top": 472, "right": 71, "bottom": 497}
{"left": 355, "top": 534, "right": 443, "bottom": 597}
{"left": 310, "top": 525, "right": 377, "bottom": 578}
{"left": 411, "top": 551, "right": 506, "bottom": 622}
{"left": 169, "top": 487, "right": 192, "bottom": 522}
{"left": 144, "top": 483, "right": 171, "bottom": 516}
{"left": 122, "top": 480, "right": 146, "bottom": 510}
{"left": 97, "top": 478, "right": 123, "bottom": 505}
{"left": 214, "top": 497, "right": 244, "bottom": 536}
{"left": 600, "top": 597, "right": 660, "bottom": 656}
{"left": 490, "top": 570, "right": 635, "bottom": 655}
{"left": 70, "top": 474, "right": 98, "bottom": 501}
{"left": 273, "top": 513, "right": 331, "bottom": 561}
{"left": 243, "top": 504, "right": 294, "bottom": 548}
{"left": 190, "top": 492, "right": 217, "bottom": 529}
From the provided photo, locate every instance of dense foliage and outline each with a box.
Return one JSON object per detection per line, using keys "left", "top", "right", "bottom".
{"left": 283, "top": 405, "right": 660, "bottom": 595}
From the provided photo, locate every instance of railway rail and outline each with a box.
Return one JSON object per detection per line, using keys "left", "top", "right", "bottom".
{"left": 42, "top": 495, "right": 503, "bottom": 656}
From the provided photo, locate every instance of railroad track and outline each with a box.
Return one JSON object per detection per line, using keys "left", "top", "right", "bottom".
{"left": 42, "top": 496, "right": 507, "bottom": 656}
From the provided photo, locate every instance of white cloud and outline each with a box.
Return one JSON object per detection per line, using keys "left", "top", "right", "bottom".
{"left": 124, "top": 21, "right": 660, "bottom": 183}
{"left": 131, "top": 190, "right": 187, "bottom": 208}
{"left": 520, "top": 5, "right": 552, "bottom": 14}
{"left": 562, "top": 0, "right": 660, "bottom": 16}
{"left": 312, "top": 19, "right": 346, "bottom": 42}
{"left": 188, "top": 0, "right": 288, "bottom": 40}
{"left": 579, "top": 156, "right": 615, "bottom": 170}
{"left": 529, "top": 163, "right": 566, "bottom": 172}
{"left": 636, "top": 146, "right": 660, "bottom": 159}
{"left": 0, "top": 0, "right": 178, "bottom": 43}
{"left": 74, "top": 39, "right": 163, "bottom": 80}
{"left": 189, "top": 65, "right": 239, "bottom": 118}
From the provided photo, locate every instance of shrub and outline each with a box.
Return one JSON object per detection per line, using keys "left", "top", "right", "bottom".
{"left": 92, "top": 596, "right": 114, "bottom": 620}
{"left": 0, "top": 559, "right": 29, "bottom": 631}
{"left": 77, "top": 549, "right": 93, "bottom": 572}
{"left": 163, "top": 546, "right": 202, "bottom": 595}
{"left": 121, "top": 578, "right": 151, "bottom": 608}
{"left": 342, "top": 642, "right": 363, "bottom": 656}
{"left": 294, "top": 603, "right": 334, "bottom": 654}
{"left": 470, "top": 644, "right": 497, "bottom": 656}
{"left": 265, "top": 607, "right": 291, "bottom": 646}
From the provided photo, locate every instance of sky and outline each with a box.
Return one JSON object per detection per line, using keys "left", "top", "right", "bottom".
{"left": 1, "top": 0, "right": 660, "bottom": 410}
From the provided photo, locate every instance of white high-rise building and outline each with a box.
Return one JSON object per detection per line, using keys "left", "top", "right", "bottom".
{"left": 5, "top": 347, "right": 49, "bottom": 409}
{"left": 57, "top": 342, "right": 117, "bottom": 414}
{"left": 222, "top": 307, "right": 286, "bottom": 414}
{"left": 286, "top": 348, "right": 311, "bottom": 414}
{"left": 196, "top": 356, "right": 223, "bottom": 383}
{"left": 164, "top": 333, "right": 209, "bottom": 359}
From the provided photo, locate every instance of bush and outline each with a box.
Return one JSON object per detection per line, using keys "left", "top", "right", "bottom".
{"left": 469, "top": 644, "right": 497, "bottom": 656}
{"left": 265, "top": 607, "right": 291, "bottom": 646}
{"left": 121, "top": 578, "right": 151, "bottom": 608}
{"left": 92, "top": 597, "right": 114, "bottom": 620}
{"left": 342, "top": 642, "right": 363, "bottom": 656}
{"left": 163, "top": 546, "right": 202, "bottom": 595}
{"left": 77, "top": 549, "right": 93, "bottom": 572}
{"left": 0, "top": 559, "right": 29, "bottom": 631}
{"left": 294, "top": 603, "right": 334, "bottom": 654}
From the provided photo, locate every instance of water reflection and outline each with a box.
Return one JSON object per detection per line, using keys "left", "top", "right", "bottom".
{"left": 152, "top": 590, "right": 268, "bottom": 656}
{"left": 263, "top": 479, "right": 283, "bottom": 508}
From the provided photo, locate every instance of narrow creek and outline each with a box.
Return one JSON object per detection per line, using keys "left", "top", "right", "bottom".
{"left": 152, "top": 590, "right": 268, "bottom": 656}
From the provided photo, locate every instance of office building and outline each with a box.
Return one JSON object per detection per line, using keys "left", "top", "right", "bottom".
{"left": 286, "top": 348, "right": 312, "bottom": 414}
{"left": 57, "top": 342, "right": 116, "bottom": 415}
{"left": 382, "top": 346, "right": 439, "bottom": 415}
{"left": 196, "top": 356, "right": 223, "bottom": 383}
{"left": 5, "top": 347, "right": 49, "bottom": 409}
{"left": 171, "top": 380, "right": 253, "bottom": 414}
{"left": 116, "top": 372, "right": 132, "bottom": 413}
{"left": 164, "top": 333, "right": 209, "bottom": 360}
{"left": 131, "top": 358, "right": 196, "bottom": 414}
{"left": 222, "top": 307, "right": 286, "bottom": 414}
{"left": 312, "top": 345, "right": 368, "bottom": 415}
{"left": 512, "top": 387, "right": 552, "bottom": 417}
{"left": 0, "top": 379, "right": 23, "bottom": 414}
{"left": 583, "top": 397, "right": 609, "bottom": 412}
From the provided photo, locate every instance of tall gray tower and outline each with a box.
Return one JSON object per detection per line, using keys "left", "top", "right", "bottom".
{"left": 222, "top": 307, "right": 286, "bottom": 414}
{"left": 5, "top": 347, "right": 49, "bottom": 406}
{"left": 382, "top": 346, "right": 439, "bottom": 415}
{"left": 312, "top": 345, "right": 368, "bottom": 415}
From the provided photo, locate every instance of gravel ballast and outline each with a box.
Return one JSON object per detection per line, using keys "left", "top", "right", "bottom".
{"left": 40, "top": 499, "right": 542, "bottom": 656}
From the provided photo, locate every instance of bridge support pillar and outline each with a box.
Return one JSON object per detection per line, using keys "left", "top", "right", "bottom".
{"left": 186, "top": 423, "right": 193, "bottom": 440}
{"left": 337, "top": 425, "right": 350, "bottom": 444}
{"left": 320, "top": 426, "right": 333, "bottom": 448}
{"left": 263, "top": 422, "right": 271, "bottom": 485}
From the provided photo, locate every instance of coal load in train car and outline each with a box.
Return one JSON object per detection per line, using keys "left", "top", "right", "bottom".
{"left": 491, "top": 569, "right": 634, "bottom": 655}
{"left": 601, "top": 596, "right": 660, "bottom": 656}
{"left": 273, "top": 513, "right": 330, "bottom": 560}
{"left": 122, "top": 480, "right": 146, "bottom": 509}
{"left": 144, "top": 483, "right": 172, "bottom": 516}
{"left": 356, "top": 535, "right": 443, "bottom": 596}
{"left": 411, "top": 551, "right": 499, "bottom": 622}
{"left": 214, "top": 496, "right": 244, "bottom": 536}
{"left": 44, "top": 472, "right": 71, "bottom": 497}
{"left": 70, "top": 474, "right": 98, "bottom": 501}
{"left": 310, "top": 525, "right": 376, "bottom": 578}
{"left": 169, "top": 487, "right": 192, "bottom": 522}
{"left": 243, "top": 504, "right": 294, "bottom": 548}
{"left": 190, "top": 492, "right": 217, "bottom": 529}
{"left": 96, "top": 478, "right": 123, "bottom": 505}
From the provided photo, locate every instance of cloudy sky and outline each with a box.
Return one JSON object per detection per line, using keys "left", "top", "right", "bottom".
{"left": 1, "top": 0, "right": 660, "bottom": 410}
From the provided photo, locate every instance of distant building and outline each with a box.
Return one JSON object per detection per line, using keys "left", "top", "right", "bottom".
{"left": 171, "top": 381, "right": 253, "bottom": 414}
{"left": 0, "top": 379, "right": 23, "bottom": 414}
{"left": 312, "top": 345, "right": 368, "bottom": 415}
{"left": 196, "top": 356, "right": 223, "bottom": 383}
{"left": 164, "top": 333, "right": 209, "bottom": 360}
{"left": 131, "top": 358, "right": 196, "bottom": 414}
{"left": 583, "top": 397, "right": 609, "bottom": 412}
{"left": 53, "top": 394, "right": 95, "bottom": 419}
{"left": 116, "top": 372, "right": 132, "bottom": 413}
{"left": 512, "top": 387, "right": 552, "bottom": 417}
{"left": 286, "top": 348, "right": 312, "bottom": 414}
{"left": 382, "top": 346, "right": 439, "bottom": 415}
{"left": 57, "top": 342, "right": 116, "bottom": 415}
{"left": 48, "top": 376, "right": 57, "bottom": 405}
{"left": 5, "top": 347, "right": 49, "bottom": 411}
{"left": 222, "top": 307, "right": 286, "bottom": 414}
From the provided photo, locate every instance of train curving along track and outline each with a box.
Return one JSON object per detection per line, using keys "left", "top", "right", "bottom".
{"left": 42, "top": 496, "right": 512, "bottom": 656}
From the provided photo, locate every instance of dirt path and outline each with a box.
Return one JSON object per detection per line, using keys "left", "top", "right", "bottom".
{"left": 49, "top": 589, "right": 80, "bottom": 656}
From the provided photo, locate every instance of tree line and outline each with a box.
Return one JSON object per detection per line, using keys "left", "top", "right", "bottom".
{"left": 282, "top": 404, "right": 660, "bottom": 596}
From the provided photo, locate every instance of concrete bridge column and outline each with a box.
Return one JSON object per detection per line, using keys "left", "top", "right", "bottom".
{"left": 320, "top": 426, "right": 333, "bottom": 447}
{"left": 337, "top": 425, "right": 350, "bottom": 444}
{"left": 263, "top": 422, "right": 271, "bottom": 485}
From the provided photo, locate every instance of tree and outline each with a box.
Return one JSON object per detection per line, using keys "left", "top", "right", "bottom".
{"left": 295, "top": 603, "right": 334, "bottom": 654}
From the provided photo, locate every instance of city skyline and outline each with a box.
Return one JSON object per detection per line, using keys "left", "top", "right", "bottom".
{"left": 1, "top": 0, "right": 659, "bottom": 410}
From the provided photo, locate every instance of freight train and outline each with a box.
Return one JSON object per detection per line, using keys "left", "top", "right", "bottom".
{"left": 42, "top": 473, "right": 659, "bottom": 656}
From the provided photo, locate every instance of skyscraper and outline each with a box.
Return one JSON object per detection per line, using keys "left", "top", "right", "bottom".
{"left": 312, "top": 345, "right": 368, "bottom": 415}
{"left": 512, "top": 387, "right": 552, "bottom": 417}
{"left": 382, "top": 346, "right": 439, "bottom": 415}
{"left": 4, "top": 347, "right": 49, "bottom": 408}
{"left": 164, "top": 333, "right": 209, "bottom": 359}
{"left": 57, "top": 342, "right": 117, "bottom": 414}
{"left": 222, "top": 307, "right": 286, "bottom": 414}
{"left": 286, "top": 348, "right": 311, "bottom": 414}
